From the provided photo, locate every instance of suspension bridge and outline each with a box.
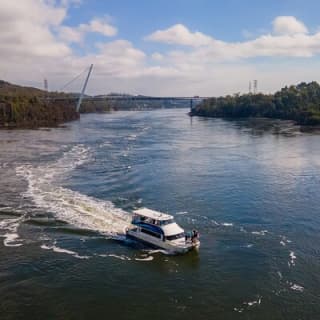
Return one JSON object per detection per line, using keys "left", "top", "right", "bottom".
{"left": 49, "top": 64, "right": 207, "bottom": 112}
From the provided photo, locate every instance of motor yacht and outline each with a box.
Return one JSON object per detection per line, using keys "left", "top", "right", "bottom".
{"left": 126, "top": 208, "right": 200, "bottom": 254}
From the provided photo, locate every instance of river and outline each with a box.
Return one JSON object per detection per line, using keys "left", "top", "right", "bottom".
{"left": 0, "top": 109, "right": 320, "bottom": 319}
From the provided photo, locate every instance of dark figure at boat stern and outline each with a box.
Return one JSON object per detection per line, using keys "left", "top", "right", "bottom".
{"left": 187, "top": 229, "right": 199, "bottom": 243}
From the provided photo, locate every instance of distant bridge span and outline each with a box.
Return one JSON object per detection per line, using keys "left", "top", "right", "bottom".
{"left": 49, "top": 95, "right": 207, "bottom": 112}
{"left": 52, "top": 64, "right": 208, "bottom": 111}
{"left": 50, "top": 96, "right": 208, "bottom": 102}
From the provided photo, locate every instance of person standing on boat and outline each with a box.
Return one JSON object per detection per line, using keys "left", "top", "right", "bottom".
{"left": 191, "top": 230, "right": 199, "bottom": 243}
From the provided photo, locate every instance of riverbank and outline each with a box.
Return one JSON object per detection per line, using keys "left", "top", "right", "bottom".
{"left": 0, "top": 79, "right": 187, "bottom": 129}
{"left": 190, "top": 81, "right": 320, "bottom": 125}
{"left": 0, "top": 80, "right": 80, "bottom": 129}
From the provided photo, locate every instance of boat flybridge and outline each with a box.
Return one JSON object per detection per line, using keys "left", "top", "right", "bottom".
{"left": 126, "top": 208, "right": 200, "bottom": 254}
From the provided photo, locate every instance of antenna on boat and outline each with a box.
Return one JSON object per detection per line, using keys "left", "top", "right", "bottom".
{"left": 76, "top": 64, "right": 93, "bottom": 113}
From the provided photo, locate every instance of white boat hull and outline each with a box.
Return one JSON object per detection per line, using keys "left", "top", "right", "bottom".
{"left": 126, "top": 229, "right": 200, "bottom": 254}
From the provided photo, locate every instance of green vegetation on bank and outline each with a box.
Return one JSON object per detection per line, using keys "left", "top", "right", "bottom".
{"left": 0, "top": 80, "right": 115, "bottom": 128}
{"left": 191, "top": 82, "right": 320, "bottom": 125}
{"left": 0, "top": 80, "right": 80, "bottom": 128}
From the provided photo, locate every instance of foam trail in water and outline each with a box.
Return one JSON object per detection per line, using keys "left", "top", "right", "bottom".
{"left": 222, "top": 222, "right": 233, "bottom": 227}
{"left": 0, "top": 216, "right": 24, "bottom": 247}
{"left": 0, "top": 163, "right": 8, "bottom": 169}
{"left": 251, "top": 230, "right": 268, "bottom": 236}
{"left": 135, "top": 256, "right": 154, "bottom": 261}
{"left": 144, "top": 248, "right": 173, "bottom": 256}
{"left": 234, "top": 296, "right": 262, "bottom": 313}
{"left": 98, "top": 253, "right": 154, "bottom": 262}
{"left": 0, "top": 206, "right": 12, "bottom": 212}
{"left": 98, "top": 253, "right": 132, "bottom": 261}
{"left": 289, "top": 283, "right": 304, "bottom": 292}
{"left": 176, "top": 211, "right": 188, "bottom": 215}
{"left": 288, "top": 251, "right": 297, "bottom": 267}
{"left": 41, "top": 243, "right": 90, "bottom": 259}
{"left": 280, "top": 235, "right": 292, "bottom": 247}
{"left": 16, "top": 145, "right": 131, "bottom": 237}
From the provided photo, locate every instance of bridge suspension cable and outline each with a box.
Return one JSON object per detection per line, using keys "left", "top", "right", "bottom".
{"left": 59, "top": 66, "right": 91, "bottom": 92}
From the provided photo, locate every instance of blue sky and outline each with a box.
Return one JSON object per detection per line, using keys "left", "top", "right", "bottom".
{"left": 65, "top": 0, "right": 320, "bottom": 41}
{"left": 1, "top": 0, "right": 320, "bottom": 95}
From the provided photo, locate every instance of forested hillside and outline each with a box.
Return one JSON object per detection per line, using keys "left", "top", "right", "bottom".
{"left": 191, "top": 82, "right": 320, "bottom": 125}
{"left": 0, "top": 80, "right": 79, "bottom": 128}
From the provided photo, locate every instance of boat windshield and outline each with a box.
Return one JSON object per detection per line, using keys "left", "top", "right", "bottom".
{"left": 166, "top": 233, "right": 185, "bottom": 241}
{"left": 159, "top": 219, "right": 174, "bottom": 226}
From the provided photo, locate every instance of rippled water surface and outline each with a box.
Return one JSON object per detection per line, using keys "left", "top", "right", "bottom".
{"left": 1, "top": 109, "right": 320, "bottom": 319}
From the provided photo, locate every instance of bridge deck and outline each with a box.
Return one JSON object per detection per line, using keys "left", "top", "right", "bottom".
{"left": 49, "top": 96, "right": 207, "bottom": 102}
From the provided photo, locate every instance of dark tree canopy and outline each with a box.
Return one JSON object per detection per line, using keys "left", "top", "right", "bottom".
{"left": 191, "top": 82, "right": 320, "bottom": 125}
{"left": 0, "top": 80, "right": 112, "bottom": 128}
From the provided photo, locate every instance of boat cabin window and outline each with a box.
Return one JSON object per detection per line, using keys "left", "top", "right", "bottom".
{"left": 145, "top": 218, "right": 156, "bottom": 225}
{"left": 133, "top": 215, "right": 152, "bottom": 224}
{"left": 166, "top": 233, "right": 185, "bottom": 241}
{"left": 141, "top": 228, "right": 162, "bottom": 239}
{"left": 133, "top": 215, "right": 173, "bottom": 226}
{"left": 159, "top": 219, "right": 174, "bottom": 226}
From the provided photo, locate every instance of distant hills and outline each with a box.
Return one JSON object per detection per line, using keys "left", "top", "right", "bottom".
{"left": 190, "top": 82, "right": 320, "bottom": 125}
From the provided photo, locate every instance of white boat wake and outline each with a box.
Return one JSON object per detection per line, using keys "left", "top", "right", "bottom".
{"left": 16, "top": 145, "right": 131, "bottom": 238}
{"left": 0, "top": 215, "right": 24, "bottom": 247}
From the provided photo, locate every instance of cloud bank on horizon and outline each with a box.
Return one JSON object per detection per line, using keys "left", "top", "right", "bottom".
{"left": 1, "top": 0, "right": 320, "bottom": 96}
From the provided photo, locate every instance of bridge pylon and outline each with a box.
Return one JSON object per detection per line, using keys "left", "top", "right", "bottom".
{"left": 76, "top": 64, "right": 93, "bottom": 113}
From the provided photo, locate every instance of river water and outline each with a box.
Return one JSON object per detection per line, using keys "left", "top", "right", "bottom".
{"left": 0, "top": 109, "right": 320, "bottom": 319}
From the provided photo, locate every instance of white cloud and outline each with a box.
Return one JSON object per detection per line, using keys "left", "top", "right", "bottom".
{"left": 60, "top": 0, "right": 82, "bottom": 7}
{"left": 0, "top": 0, "right": 70, "bottom": 58}
{"left": 242, "top": 29, "right": 254, "bottom": 39}
{"left": 146, "top": 22, "right": 320, "bottom": 62}
{"left": 151, "top": 52, "right": 164, "bottom": 61}
{"left": 79, "top": 18, "right": 117, "bottom": 37}
{"left": 58, "top": 25, "right": 83, "bottom": 43}
{"left": 0, "top": 4, "right": 320, "bottom": 97}
{"left": 58, "top": 17, "right": 117, "bottom": 43}
{"left": 273, "top": 16, "right": 308, "bottom": 35}
{"left": 145, "top": 24, "right": 213, "bottom": 47}
{"left": 92, "top": 40, "right": 146, "bottom": 77}
{"left": 0, "top": 0, "right": 123, "bottom": 92}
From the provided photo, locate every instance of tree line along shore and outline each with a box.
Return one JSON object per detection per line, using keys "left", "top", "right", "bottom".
{"left": 0, "top": 80, "right": 113, "bottom": 129}
{"left": 2, "top": 80, "right": 320, "bottom": 129}
{"left": 190, "top": 81, "right": 320, "bottom": 126}
{"left": 0, "top": 80, "right": 187, "bottom": 129}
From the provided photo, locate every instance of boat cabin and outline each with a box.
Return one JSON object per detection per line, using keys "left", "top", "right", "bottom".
{"left": 131, "top": 208, "right": 185, "bottom": 242}
{"left": 132, "top": 208, "right": 174, "bottom": 226}
{"left": 127, "top": 207, "right": 200, "bottom": 253}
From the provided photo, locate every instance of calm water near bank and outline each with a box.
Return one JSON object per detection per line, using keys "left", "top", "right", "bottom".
{"left": 0, "top": 109, "right": 320, "bottom": 319}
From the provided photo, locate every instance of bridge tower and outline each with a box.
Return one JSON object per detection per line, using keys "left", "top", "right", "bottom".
{"left": 76, "top": 64, "right": 93, "bottom": 113}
